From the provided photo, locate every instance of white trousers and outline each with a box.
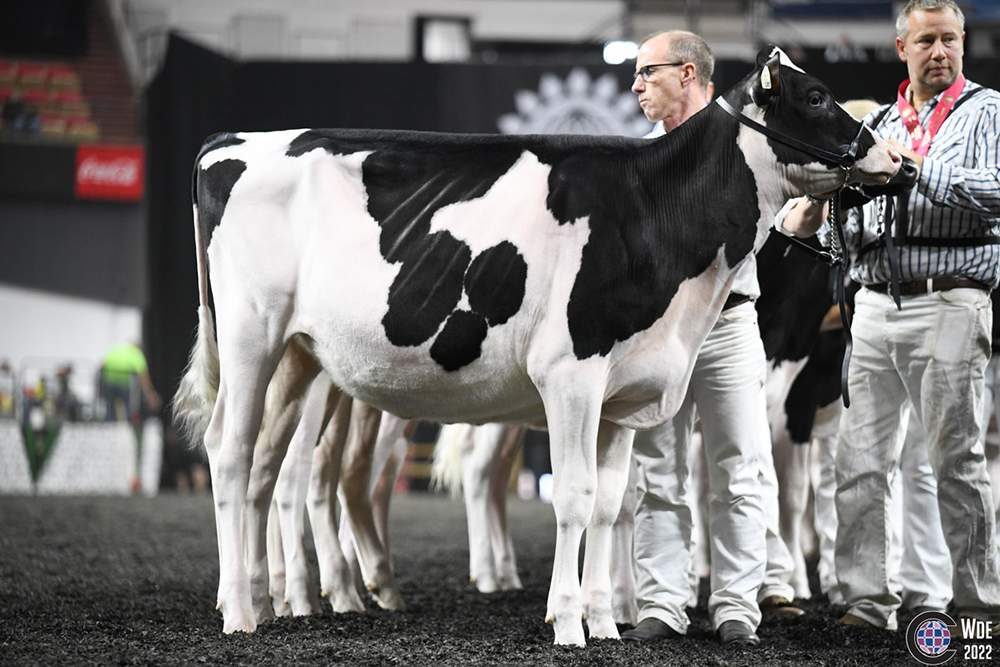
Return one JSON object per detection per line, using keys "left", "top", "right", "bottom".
{"left": 835, "top": 287, "right": 1000, "bottom": 629}
{"left": 894, "top": 414, "right": 954, "bottom": 612}
{"left": 980, "top": 355, "right": 1000, "bottom": 543}
{"left": 632, "top": 301, "right": 771, "bottom": 632}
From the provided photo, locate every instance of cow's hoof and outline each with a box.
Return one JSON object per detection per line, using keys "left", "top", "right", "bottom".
{"left": 552, "top": 619, "right": 587, "bottom": 647}
{"left": 272, "top": 596, "right": 292, "bottom": 617}
{"left": 474, "top": 578, "right": 500, "bottom": 594}
{"left": 220, "top": 606, "right": 257, "bottom": 634}
{"left": 252, "top": 600, "right": 275, "bottom": 625}
{"left": 326, "top": 589, "right": 366, "bottom": 613}
{"left": 498, "top": 572, "right": 523, "bottom": 591}
{"left": 372, "top": 587, "right": 406, "bottom": 612}
{"left": 287, "top": 592, "right": 321, "bottom": 616}
{"left": 586, "top": 614, "right": 620, "bottom": 640}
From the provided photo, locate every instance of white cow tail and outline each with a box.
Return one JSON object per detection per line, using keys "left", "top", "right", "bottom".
{"left": 429, "top": 423, "right": 469, "bottom": 498}
{"left": 172, "top": 206, "right": 221, "bottom": 448}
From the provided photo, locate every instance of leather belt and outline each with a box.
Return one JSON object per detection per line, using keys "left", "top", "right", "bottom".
{"left": 723, "top": 293, "right": 751, "bottom": 310}
{"left": 867, "top": 276, "right": 989, "bottom": 296}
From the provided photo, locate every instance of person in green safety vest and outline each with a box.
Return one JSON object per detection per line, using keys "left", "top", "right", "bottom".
{"left": 101, "top": 342, "right": 161, "bottom": 422}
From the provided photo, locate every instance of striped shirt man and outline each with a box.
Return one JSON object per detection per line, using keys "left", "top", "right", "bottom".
{"left": 846, "top": 79, "right": 1000, "bottom": 288}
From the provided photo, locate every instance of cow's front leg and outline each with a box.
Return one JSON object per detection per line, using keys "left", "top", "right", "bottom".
{"left": 306, "top": 388, "right": 366, "bottom": 613}
{"left": 266, "top": 501, "right": 290, "bottom": 617}
{"left": 339, "top": 402, "right": 405, "bottom": 611}
{"left": 273, "top": 374, "right": 328, "bottom": 616}
{"left": 539, "top": 379, "right": 604, "bottom": 647}
{"left": 244, "top": 340, "right": 320, "bottom": 625}
{"left": 581, "top": 421, "right": 635, "bottom": 639}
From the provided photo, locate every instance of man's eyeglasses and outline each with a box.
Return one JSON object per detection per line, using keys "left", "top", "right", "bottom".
{"left": 633, "top": 62, "right": 685, "bottom": 82}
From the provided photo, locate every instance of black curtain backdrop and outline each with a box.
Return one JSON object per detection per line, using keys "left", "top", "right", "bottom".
{"left": 145, "top": 33, "right": 999, "bottom": 434}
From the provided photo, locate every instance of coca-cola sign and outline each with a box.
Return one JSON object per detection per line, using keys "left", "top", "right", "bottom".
{"left": 75, "top": 144, "right": 145, "bottom": 202}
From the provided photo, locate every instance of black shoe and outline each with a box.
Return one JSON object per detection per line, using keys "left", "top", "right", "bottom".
{"left": 717, "top": 620, "right": 760, "bottom": 647}
{"left": 897, "top": 606, "right": 946, "bottom": 629}
{"left": 621, "top": 618, "right": 682, "bottom": 644}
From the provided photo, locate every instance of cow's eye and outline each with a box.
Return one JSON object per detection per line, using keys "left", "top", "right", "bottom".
{"left": 808, "top": 92, "right": 825, "bottom": 108}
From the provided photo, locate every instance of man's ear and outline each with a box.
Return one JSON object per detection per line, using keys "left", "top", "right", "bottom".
{"left": 752, "top": 52, "right": 781, "bottom": 106}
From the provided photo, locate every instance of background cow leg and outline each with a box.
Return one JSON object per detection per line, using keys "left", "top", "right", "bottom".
{"left": 777, "top": 437, "right": 814, "bottom": 600}
{"left": 306, "top": 388, "right": 365, "bottom": 613}
{"left": 581, "top": 421, "right": 635, "bottom": 640}
{"left": 339, "top": 402, "right": 406, "bottom": 611}
{"left": 245, "top": 338, "right": 320, "bottom": 625}
{"left": 610, "top": 457, "right": 638, "bottom": 626}
{"left": 461, "top": 424, "right": 502, "bottom": 592}
{"left": 487, "top": 424, "right": 525, "bottom": 591}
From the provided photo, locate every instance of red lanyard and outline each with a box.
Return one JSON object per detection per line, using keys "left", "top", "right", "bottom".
{"left": 896, "top": 74, "right": 966, "bottom": 156}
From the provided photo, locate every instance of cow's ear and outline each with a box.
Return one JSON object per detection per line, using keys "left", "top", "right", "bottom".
{"left": 752, "top": 52, "right": 781, "bottom": 106}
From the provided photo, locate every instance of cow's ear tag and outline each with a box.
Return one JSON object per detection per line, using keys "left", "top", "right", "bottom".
{"left": 760, "top": 67, "right": 772, "bottom": 90}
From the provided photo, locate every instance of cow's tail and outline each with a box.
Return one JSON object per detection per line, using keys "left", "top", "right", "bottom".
{"left": 173, "top": 160, "right": 221, "bottom": 449}
{"left": 429, "top": 423, "right": 469, "bottom": 498}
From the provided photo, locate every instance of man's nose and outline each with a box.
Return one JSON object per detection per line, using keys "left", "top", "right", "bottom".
{"left": 930, "top": 39, "right": 947, "bottom": 59}
{"left": 631, "top": 77, "right": 643, "bottom": 94}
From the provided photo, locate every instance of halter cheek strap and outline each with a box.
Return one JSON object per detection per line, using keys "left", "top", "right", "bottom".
{"left": 715, "top": 96, "right": 865, "bottom": 176}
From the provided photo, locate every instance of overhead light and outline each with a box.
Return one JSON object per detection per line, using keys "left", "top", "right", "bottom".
{"left": 603, "top": 40, "right": 637, "bottom": 65}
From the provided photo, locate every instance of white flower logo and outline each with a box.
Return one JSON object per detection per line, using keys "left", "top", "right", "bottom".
{"left": 498, "top": 67, "right": 652, "bottom": 137}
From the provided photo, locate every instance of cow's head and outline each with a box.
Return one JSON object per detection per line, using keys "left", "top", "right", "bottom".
{"left": 720, "top": 46, "right": 901, "bottom": 199}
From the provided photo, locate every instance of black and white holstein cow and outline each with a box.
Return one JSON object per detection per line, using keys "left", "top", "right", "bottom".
{"left": 174, "top": 47, "right": 901, "bottom": 645}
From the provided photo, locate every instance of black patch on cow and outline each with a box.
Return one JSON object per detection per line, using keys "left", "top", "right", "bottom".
{"left": 784, "top": 330, "right": 846, "bottom": 443}
{"left": 553, "top": 109, "right": 760, "bottom": 358}
{"left": 197, "top": 158, "right": 247, "bottom": 250}
{"left": 465, "top": 242, "right": 528, "bottom": 326}
{"left": 756, "top": 233, "right": 835, "bottom": 364}
{"left": 382, "top": 230, "right": 472, "bottom": 346}
{"left": 430, "top": 310, "right": 489, "bottom": 371}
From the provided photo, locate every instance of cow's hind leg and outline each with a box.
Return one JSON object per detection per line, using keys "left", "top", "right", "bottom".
{"left": 245, "top": 337, "right": 321, "bottom": 625}
{"left": 581, "top": 421, "right": 635, "bottom": 640}
{"left": 204, "top": 311, "right": 288, "bottom": 633}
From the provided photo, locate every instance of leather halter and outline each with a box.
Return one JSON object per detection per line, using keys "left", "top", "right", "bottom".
{"left": 715, "top": 96, "right": 867, "bottom": 177}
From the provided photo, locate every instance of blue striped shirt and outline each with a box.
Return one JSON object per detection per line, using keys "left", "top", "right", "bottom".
{"left": 846, "top": 79, "right": 1000, "bottom": 288}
